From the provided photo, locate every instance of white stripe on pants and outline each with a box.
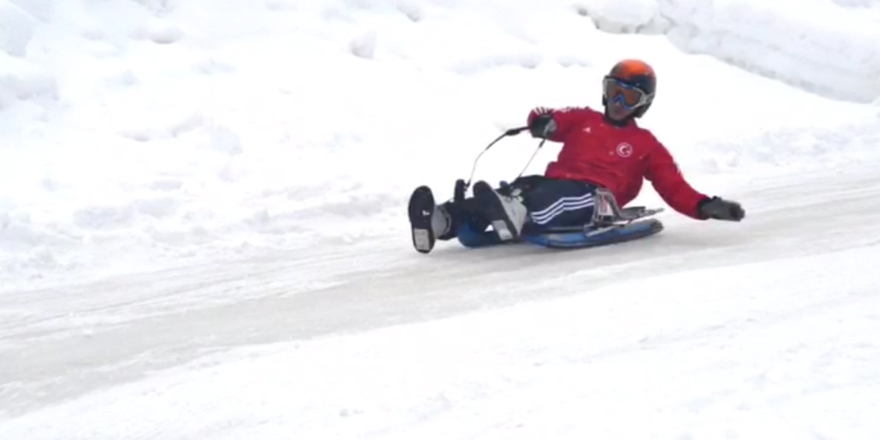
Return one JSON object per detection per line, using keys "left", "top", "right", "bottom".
{"left": 530, "top": 196, "right": 595, "bottom": 225}
{"left": 530, "top": 193, "right": 593, "bottom": 218}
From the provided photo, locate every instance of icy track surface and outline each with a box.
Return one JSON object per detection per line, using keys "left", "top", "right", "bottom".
{"left": 3, "top": 169, "right": 880, "bottom": 439}
{"left": 2, "top": 0, "right": 880, "bottom": 438}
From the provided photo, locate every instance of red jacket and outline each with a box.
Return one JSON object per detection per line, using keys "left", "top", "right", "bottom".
{"left": 527, "top": 106, "right": 708, "bottom": 219}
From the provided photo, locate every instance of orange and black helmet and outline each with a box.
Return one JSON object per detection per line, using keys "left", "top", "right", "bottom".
{"left": 602, "top": 59, "right": 657, "bottom": 118}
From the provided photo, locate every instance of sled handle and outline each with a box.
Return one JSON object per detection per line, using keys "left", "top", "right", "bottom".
{"left": 463, "top": 126, "right": 530, "bottom": 192}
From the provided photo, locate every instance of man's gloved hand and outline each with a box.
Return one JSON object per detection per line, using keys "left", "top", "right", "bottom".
{"left": 529, "top": 113, "right": 557, "bottom": 138}
{"left": 698, "top": 196, "right": 745, "bottom": 221}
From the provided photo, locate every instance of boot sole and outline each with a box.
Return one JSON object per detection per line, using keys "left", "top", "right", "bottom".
{"left": 473, "top": 181, "right": 519, "bottom": 241}
{"left": 408, "top": 186, "right": 436, "bottom": 253}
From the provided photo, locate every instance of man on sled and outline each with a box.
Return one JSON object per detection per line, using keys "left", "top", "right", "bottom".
{"left": 408, "top": 59, "right": 745, "bottom": 253}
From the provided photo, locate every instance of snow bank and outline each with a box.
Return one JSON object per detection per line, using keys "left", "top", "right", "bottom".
{"left": 582, "top": 0, "right": 880, "bottom": 102}
{"left": 0, "top": 54, "right": 56, "bottom": 116}
{"left": 0, "top": 1, "right": 57, "bottom": 113}
{"left": 0, "top": 0, "right": 36, "bottom": 57}
{"left": 0, "top": 0, "right": 877, "bottom": 287}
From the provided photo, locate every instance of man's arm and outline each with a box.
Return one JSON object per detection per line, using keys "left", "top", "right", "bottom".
{"left": 644, "top": 139, "right": 710, "bottom": 220}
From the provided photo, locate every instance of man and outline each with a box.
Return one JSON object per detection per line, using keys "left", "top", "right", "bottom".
{"left": 408, "top": 59, "right": 745, "bottom": 253}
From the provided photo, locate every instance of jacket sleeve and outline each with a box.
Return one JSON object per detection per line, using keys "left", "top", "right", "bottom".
{"left": 527, "top": 107, "right": 590, "bottom": 142}
{"left": 644, "top": 137, "right": 710, "bottom": 219}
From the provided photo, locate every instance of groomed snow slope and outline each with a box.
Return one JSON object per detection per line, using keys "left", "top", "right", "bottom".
{"left": 3, "top": 169, "right": 880, "bottom": 439}
{"left": 1, "top": 0, "right": 880, "bottom": 439}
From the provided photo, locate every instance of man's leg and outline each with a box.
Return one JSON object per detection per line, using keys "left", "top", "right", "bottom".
{"left": 471, "top": 180, "right": 530, "bottom": 241}
{"left": 410, "top": 176, "right": 600, "bottom": 251}
{"left": 408, "top": 185, "right": 501, "bottom": 253}
{"left": 520, "top": 178, "right": 597, "bottom": 232}
{"left": 468, "top": 177, "right": 598, "bottom": 240}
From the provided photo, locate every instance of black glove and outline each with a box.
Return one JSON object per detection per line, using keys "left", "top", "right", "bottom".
{"left": 529, "top": 113, "right": 557, "bottom": 138}
{"left": 698, "top": 196, "right": 745, "bottom": 221}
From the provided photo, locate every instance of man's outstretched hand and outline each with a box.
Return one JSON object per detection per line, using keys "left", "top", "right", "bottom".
{"left": 698, "top": 196, "right": 745, "bottom": 221}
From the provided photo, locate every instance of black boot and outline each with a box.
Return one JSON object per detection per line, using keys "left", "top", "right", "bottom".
{"left": 407, "top": 186, "right": 454, "bottom": 254}
{"left": 471, "top": 180, "right": 528, "bottom": 241}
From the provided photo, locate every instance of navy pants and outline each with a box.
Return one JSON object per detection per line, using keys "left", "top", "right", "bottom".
{"left": 520, "top": 177, "right": 597, "bottom": 231}
{"left": 448, "top": 176, "right": 598, "bottom": 246}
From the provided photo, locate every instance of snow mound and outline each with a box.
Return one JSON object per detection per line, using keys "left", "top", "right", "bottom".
{"left": 0, "top": 1, "right": 35, "bottom": 57}
{"left": 0, "top": 0, "right": 878, "bottom": 287}
{"left": 581, "top": 0, "right": 880, "bottom": 102}
{"left": 0, "top": 53, "right": 57, "bottom": 110}
{"left": 0, "top": 1, "right": 58, "bottom": 117}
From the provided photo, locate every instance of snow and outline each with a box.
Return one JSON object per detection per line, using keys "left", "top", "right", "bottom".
{"left": 4, "top": 169, "right": 880, "bottom": 439}
{"left": 6, "top": 245, "right": 880, "bottom": 440}
{"left": 1, "top": 0, "right": 879, "bottom": 438}
{"left": 582, "top": 0, "right": 880, "bottom": 102}
{"left": 1, "top": 0, "right": 876, "bottom": 288}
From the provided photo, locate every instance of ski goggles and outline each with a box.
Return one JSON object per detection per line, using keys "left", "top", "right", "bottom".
{"left": 603, "top": 77, "right": 651, "bottom": 110}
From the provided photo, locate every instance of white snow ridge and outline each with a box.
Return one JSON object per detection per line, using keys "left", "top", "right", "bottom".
{"left": 1, "top": 0, "right": 879, "bottom": 439}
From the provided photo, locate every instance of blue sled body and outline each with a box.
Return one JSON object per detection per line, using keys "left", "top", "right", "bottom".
{"left": 455, "top": 192, "right": 665, "bottom": 250}
{"left": 457, "top": 218, "right": 663, "bottom": 250}
{"left": 520, "top": 219, "right": 663, "bottom": 249}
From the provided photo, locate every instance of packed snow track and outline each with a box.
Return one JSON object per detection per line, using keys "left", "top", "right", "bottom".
{"left": 2, "top": 167, "right": 880, "bottom": 439}
{"left": 2, "top": 0, "right": 880, "bottom": 438}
